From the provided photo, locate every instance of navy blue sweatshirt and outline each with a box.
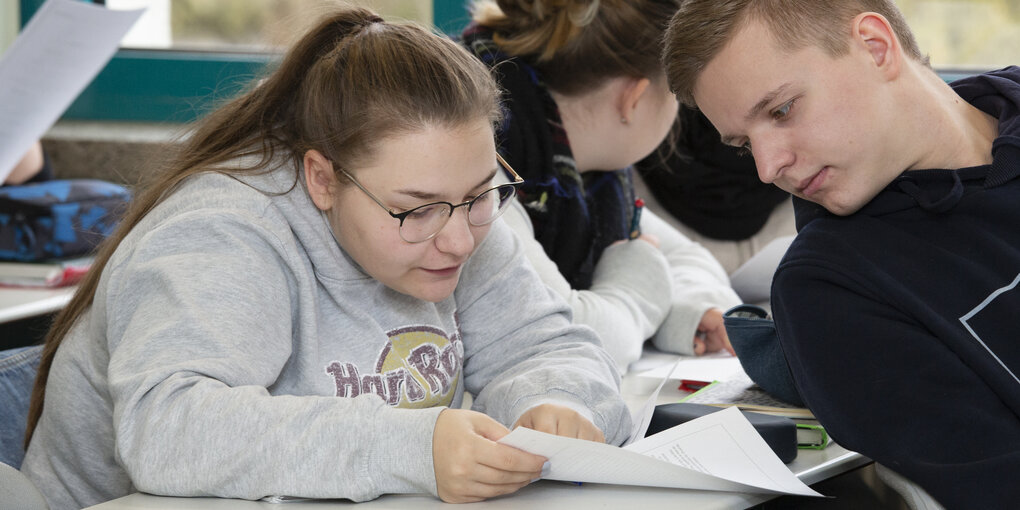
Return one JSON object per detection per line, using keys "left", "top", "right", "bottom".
{"left": 772, "top": 66, "right": 1020, "bottom": 509}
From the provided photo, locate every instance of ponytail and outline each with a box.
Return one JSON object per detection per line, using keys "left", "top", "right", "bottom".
{"left": 25, "top": 7, "right": 501, "bottom": 447}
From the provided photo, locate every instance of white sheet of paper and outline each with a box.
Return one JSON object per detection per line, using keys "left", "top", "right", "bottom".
{"left": 624, "top": 407, "right": 819, "bottom": 496}
{"left": 0, "top": 0, "right": 144, "bottom": 181}
{"left": 624, "top": 357, "right": 682, "bottom": 445}
{"left": 637, "top": 355, "right": 745, "bottom": 383}
{"left": 500, "top": 407, "right": 820, "bottom": 497}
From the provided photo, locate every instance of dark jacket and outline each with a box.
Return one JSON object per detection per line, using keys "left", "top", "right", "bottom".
{"left": 635, "top": 107, "right": 789, "bottom": 240}
{"left": 772, "top": 66, "right": 1020, "bottom": 509}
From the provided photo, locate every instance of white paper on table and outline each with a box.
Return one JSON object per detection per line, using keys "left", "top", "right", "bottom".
{"left": 624, "top": 357, "right": 682, "bottom": 445}
{"left": 624, "top": 407, "right": 820, "bottom": 496}
{"left": 637, "top": 354, "right": 745, "bottom": 383}
{"left": 500, "top": 407, "right": 821, "bottom": 497}
{"left": 0, "top": 0, "right": 144, "bottom": 181}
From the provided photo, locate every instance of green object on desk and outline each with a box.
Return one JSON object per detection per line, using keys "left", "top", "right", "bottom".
{"left": 796, "top": 423, "right": 829, "bottom": 449}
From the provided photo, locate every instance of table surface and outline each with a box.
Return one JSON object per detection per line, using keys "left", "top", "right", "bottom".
{"left": 86, "top": 349, "right": 869, "bottom": 510}
{"left": 0, "top": 285, "right": 75, "bottom": 324}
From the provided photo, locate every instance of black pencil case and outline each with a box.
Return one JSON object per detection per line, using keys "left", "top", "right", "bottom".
{"left": 646, "top": 403, "right": 797, "bottom": 463}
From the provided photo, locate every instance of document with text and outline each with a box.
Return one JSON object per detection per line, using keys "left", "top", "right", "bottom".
{"left": 0, "top": 0, "right": 144, "bottom": 182}
{"left": 499, "top": 406, "right": 821, "bottom": 497}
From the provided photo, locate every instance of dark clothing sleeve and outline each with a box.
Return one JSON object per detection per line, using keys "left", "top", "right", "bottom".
{"left": 772, "top": 258, "right": 1020, "bottom": 510}
{"left": 635, "top": 107, "right": 788, "bottom": 240}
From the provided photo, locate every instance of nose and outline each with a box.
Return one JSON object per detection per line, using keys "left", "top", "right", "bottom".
{"left": 751, "top": 134, "right": 794, "bottom": 185}
{"left": 432, "top": 207, "right": 475, "bottom": 257}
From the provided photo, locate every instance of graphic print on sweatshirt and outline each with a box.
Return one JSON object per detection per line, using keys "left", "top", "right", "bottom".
{"left": 325, "top": 325, "right": 464, "bottom": 408}
{"left": 959, "top": 272, "right": 1020, "bottom": 386}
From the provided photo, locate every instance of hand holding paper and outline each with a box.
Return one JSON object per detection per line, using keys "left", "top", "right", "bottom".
{"left": 499, "top": 407, "right": 821, "bottom": 497}
{"left": 434, "top": 409, "right": 545, "bottom": 503}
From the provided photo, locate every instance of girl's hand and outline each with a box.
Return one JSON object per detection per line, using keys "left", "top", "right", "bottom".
{"left": 693, "top": 308, "right": 735, "bottom": 356}
{"left": 513, "top": 403, "right": 605, "bottom": 443}
{"left": 610, "top": 233, "right": 660, "bottom": 249}
{"left": 432, "top": 408, "right": 546, "bottom": 503}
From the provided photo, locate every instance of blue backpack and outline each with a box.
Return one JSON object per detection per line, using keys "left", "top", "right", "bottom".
{"left": 0, "top": 179, "right": 130, "bottom": 261}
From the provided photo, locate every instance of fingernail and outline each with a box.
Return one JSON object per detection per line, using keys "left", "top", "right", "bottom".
{"left": 541, "top": 460, "right": 551, "bottom": 477}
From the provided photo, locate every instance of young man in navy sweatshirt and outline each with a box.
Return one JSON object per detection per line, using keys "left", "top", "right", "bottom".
{"left": 663, "top": 1, "right": 1019, "bottom": 507}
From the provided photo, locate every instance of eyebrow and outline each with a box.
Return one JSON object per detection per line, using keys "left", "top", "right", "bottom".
{"left": 393, "top": 166, "right": 500, "bottom": 201}
{"left": 720, "top": 83, "right": 792, "bottom": 146}
{"left": 746, "top": 83, "right": 791, "bottom": 122}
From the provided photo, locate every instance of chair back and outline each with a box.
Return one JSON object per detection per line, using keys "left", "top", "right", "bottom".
{"left": 0, "top": 461, "right": 49, "bottom": 510}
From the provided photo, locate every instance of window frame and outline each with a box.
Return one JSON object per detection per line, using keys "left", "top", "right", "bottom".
{"left": 20, "top": 1, "right": 993, "bottom": 122}
{"left": 19, "top": 0, "right": 473, "bottom": 122}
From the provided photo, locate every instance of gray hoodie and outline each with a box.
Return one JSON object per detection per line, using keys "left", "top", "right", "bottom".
{"left": 22, "top": 162, "right": 631, "bottom": 510}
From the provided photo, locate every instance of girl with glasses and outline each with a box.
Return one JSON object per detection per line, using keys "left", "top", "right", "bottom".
{"left": 460, "top": 0, "right": 742, "bottom": 373}
{"left": 21, "top": 9, "right": 630, "bottom": 509}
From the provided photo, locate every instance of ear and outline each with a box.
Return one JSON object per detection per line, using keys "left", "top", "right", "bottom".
{"left": 617, "top": 77, "right": 651, "bottom": 124}
{"left": 852, "top": 12, "right": 902, "bottom": 80}
{"left": 304, "top": 149, "right": 338, "bottom": 211}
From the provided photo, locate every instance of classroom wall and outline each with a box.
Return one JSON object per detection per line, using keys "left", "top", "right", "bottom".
{"left": 1, "top": 2, "right": 18, "bottom": 52}
{"left": 42, "top": 121, "right": 179, "bottom": 186}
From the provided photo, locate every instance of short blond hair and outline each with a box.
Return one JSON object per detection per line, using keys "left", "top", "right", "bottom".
{"left": 664, "top": 0, "right": 927, "bottom": 107}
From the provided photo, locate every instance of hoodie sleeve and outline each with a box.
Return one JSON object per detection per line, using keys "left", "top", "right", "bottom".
{"left": 498, "top": 196, "right": 673, "bottom": 374}
{"left": 641, "top": 209, "right": 741, "bottom": 356}
{"left": 772, "top": 241, "right": 1020, "bottom": 510}
{"left": 454, "top": 220, "right": 633, "bottom": 445}
{"left": 103, "top": 209, "right": 442, "bottom": 502}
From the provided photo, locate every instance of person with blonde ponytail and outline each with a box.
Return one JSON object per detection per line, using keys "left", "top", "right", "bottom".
{"left": 20, "top": 8, "right": 631, "bottom": 509}
{"left": 461, "top": 0, "right": 741, "bottom": 374}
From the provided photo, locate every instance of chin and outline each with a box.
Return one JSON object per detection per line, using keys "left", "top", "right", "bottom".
{"left": 409, "top": 281, "right": 459, "bottom": 303}
{"left": 821, "top": 198, "right": 867, "bottom": 217}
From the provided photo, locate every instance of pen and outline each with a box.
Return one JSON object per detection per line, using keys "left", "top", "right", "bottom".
{"left": 629, "top": 198, "right": 644, "bottom": 239}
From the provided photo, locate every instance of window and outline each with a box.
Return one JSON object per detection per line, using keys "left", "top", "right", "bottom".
{"left": 18, "top": 0, "right": 1018, "bottom": 122}
{"left": 111, "top": 0, "right": 435, "bottom": 52}
{"left": 896, "top": 0, "right": 1020, "bottom": 72}
{"left": 17, "top": 0, "right": 473, "bottom": 122}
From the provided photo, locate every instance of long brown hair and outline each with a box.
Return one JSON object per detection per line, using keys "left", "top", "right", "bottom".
{"left": 664, "top": 0, "right": 928, "bottom": 107}
{"left": 25, "top": 7, "right": 501, "bottom": 447}
{"left": 471, "top": 0, "right": 680, "bottom": 95}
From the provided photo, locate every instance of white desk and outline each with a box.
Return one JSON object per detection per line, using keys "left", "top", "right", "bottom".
{"left": 86, "top": 350, "right": 870, "bottom": 510}
{"left": 0, "top": 286, "right": 75, "bottom": 324}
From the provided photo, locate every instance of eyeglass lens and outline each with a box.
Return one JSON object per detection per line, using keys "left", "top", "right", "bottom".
{"left": 399, "top": 184, "right": 517, "bottom": 242}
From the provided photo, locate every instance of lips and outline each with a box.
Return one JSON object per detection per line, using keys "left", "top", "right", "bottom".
{"left": 796, "top": 167, "right": 828, "bottom": 197}
{"left": 422, "top": 265, "right": 461, "bottom": 277}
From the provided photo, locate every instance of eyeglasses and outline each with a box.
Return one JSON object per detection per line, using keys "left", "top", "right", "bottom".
{"left": 339, "top": 153, "right": 524, "bottom": 243}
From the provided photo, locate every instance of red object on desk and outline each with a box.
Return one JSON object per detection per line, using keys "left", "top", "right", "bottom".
{"left": 678, "top": 379, "right": 711, "bottom": 392}
{"left": 0, "top": 258, "right": 92, "bottom": 288}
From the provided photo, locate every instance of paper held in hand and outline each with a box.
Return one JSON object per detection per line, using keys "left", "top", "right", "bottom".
{"left": 0, "top": 0, "right": 144, "bottom": 182}
{"left": 498, "top": 406, "right": 822, "bottom": 497}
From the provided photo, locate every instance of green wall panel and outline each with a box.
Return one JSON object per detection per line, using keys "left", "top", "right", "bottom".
{"left": 20, "top": 1, "right": 469, "bottom": 123}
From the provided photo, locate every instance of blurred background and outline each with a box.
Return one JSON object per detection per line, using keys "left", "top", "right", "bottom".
{"left": 3, "top": 0, "right": 1018, "bottom": 123}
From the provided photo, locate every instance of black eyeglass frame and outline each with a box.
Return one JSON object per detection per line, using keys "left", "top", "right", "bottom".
{"left": 338, "top": 153, "right": 524, "bottom": 243}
